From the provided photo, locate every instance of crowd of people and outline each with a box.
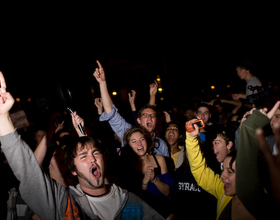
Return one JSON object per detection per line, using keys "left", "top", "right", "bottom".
{"left": 0, "top": 59, "right": 280, "bottom": 219}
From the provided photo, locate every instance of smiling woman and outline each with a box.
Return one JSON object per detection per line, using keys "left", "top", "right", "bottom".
{"left": 119, "top": 126, "right": 175, "bottom": 218}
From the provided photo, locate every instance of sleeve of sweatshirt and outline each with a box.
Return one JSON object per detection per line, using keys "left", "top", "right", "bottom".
{"left": 0, "top": 130, "right": 68, "bottom": 220}
{"left": 185, "top": 133, "right": 224, "bottom": 199}
{"left": 236, "top": 110, "right": 278, "bottom": 218}
{"left": 99, "top": 104, "right": 132, "bottom": 147}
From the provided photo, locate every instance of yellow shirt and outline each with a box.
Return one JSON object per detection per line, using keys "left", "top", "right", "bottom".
{"left": 185, "top": 132, "right": 232, "bottom": 220}
{"left": 171, "top": 146, "right": 182, "bottom": 166}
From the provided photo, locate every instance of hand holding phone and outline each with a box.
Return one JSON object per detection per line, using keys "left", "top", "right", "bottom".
{"left": 185, "top": 119, "right": 205, "bottom": 132}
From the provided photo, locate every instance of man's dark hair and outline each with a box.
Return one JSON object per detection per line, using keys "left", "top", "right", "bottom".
{"left": 64, "top": 136, "right": 108, "bottom": 173}
{"left": 196, "top": 102, "right": 212, "bottom": 113}
{"left": 137, "top": 104, "right": 157, "bottom": 119}
{"left": 236, "top": 59, "right": 255, "bottom": 74}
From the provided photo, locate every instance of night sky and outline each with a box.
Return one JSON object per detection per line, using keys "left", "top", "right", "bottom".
{"left": 1, "top": 5, "right": 279, "bottom": 112}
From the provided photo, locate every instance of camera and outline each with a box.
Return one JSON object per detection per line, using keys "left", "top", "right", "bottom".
{"left": 185, "top": 119, "right": 205, "bottom": 132}
{"left": 246, "top": 83, "right": 273, "bottom": 108}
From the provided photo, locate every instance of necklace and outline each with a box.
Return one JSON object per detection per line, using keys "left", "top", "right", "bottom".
{"left": 83, "top": 187, "right": 110, "bottom": 198}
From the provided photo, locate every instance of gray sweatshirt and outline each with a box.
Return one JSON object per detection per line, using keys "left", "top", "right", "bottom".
{"left": 0, "top": 130, "right": 164, "bottom": 220}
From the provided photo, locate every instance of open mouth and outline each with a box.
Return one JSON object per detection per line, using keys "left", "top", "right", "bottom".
{"left": 168, "top": 134, "right": 175, "bottom": 141}
{"left": 91, "top": 166, "right": 101, "bottom": 178}
{"left": 224, "top": 183, "right": 230, "bottom": 191}
{"left": 147, "top": 122, "right": 152, "bottom": 128}
{"left": 137, "top": 147, "right": 144, "bottom": 153}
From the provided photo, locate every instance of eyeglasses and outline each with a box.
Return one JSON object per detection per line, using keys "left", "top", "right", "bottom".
{"left": 141, "top": 113, "right": 157, "bottom": 118}
{"left": 166, "top": 126, "right": 179, "bottom": 131}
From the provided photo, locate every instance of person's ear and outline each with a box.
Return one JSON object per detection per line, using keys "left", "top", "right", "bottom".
{"left": 72, "top": 171, "right": 77, "bottom": 176}
{"left": 227, "top": 141, "right": 233, "bottom": 150}
{"left": 137, "top": 118, "right": 141, "bottom": 125}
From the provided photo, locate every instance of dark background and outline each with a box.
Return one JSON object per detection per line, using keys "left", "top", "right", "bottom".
{"left": 0, "top": 3, "right": 279, "bottom": 118}
{"left": 1, "top": 4, "right": 280, "bottom": 219}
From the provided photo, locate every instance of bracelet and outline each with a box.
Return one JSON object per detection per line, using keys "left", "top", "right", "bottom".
{"left": 142, "top": 182, "right": 148, "bottom": 187}
{"left": 151, "top": 177, "right": 158, "bottom": 183}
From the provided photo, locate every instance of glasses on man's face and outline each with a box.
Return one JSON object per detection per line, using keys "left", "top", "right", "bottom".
{"left": 166, "top": 126, "right": 178, "bottom": 131}
{"left": 141, "top": 113, "right": 157, "bottom": 118}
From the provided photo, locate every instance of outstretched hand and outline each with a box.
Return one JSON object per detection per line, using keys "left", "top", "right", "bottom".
{"left": 93, "top": 60, "right": 106, "bottom": 83}
{"left": 185, "top": 118, "right": 200, "bottom": 137}
{"left": 128, "top": 90, "right": 136, "bottom": 104}
{"left": 163, "top": 111, "right": 171, "bottom": 123}
{"left": 149, "top": 80, "right": 158, "bottom": 96}
{"left": 0, "top": 71, "right": 14, "bottom": 115}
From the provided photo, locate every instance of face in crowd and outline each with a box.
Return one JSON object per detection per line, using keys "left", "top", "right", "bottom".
{"left": 128, "top": 131, "right": 148, "bottom": 156}
{"left": 221, "top": 154, "right": 236, "bottom": 196}
{"left": 270, "top": 108, "right": 280, "bottom": 134}
{"left": 212, "top": 134, "right": 233, "bottom": 163}
{"left": 197, "top": 106, "right": 211, "bottom": 125}
{"left": 137, "top": 108, "right": 157, "bottom": 133}
{"left": 165, "top": 123, "right": 180, "bottom": 147}
{"left": 236, "top": 66, "right": 250, "bottom": 81}
{"left": 71, "top": 139, "right": 106, "bottom": 191}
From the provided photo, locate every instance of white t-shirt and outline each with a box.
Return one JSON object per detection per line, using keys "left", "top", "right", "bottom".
{"left": 246, "top": 76, "right": 262, "bottom": 96}
{"left": 82, "top": 184, "right": 126, "bottom": 219}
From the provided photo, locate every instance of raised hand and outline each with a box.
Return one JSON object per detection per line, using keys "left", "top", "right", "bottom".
{"left": 94, "top": 97, "right": 103, "bottom": 115}
{"left": 185, "top": 118, "right": 200, "bottom": 137}
{"left": 0, "top": 71, "right": 14, "bottom": 115}
{"left": 128, "top": 90, "right": 136, "bottom": 105}
{"left": 163, "top": 111, "right": 171, "bottom": 123}
{"left": 149, "top": 80, "right": 158, "bottom": 96}
{"left": 93, "top": 60, "right": 106, "bottom": 83}
{"left": 71, "top": 111, "right": 86, "bottom": 137}
{"left": 128, "top": 90, "right": 136, "bottom": 111}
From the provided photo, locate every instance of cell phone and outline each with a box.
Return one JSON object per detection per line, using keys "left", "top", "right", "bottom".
{"left": 185, "top": 119, "right": 205, "bottom": 132}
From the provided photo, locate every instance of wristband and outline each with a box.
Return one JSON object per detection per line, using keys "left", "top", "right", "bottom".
{"left": 142, "top": 182, "right": 148, "bottom": 187}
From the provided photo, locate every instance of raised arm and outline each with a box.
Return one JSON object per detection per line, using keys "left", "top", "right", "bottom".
{"left": 185, "top": 119, "right": 224, "bottom": 197}
{"left": 236, "top": 101, "right": 280, "bottom": 218}
{"left": 33, "top": 134, "right": 48, "bottom": 168}
{"left": 220, "top": 99, "right": 242, "bottom": 114}
{"left": 93, "top": 60, "right": 113, "bottom": 114}
{"left": 149, "top": 80, "right": 158, "bottom": 106}
{"left": 71, "top": 111, "right": 87, "bottom": 137}
{"left": 94, "top": 97, "right": 103, "bottom": 115}
{"left": 128, "top": 90, "right": 137, "bottom": 112}
{"left": 0, "top": 71, "right": 61, "bottom": 219}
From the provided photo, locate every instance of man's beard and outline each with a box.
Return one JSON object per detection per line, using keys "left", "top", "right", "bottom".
{"left": 76, "top": 169, "right": 103, "bottom": 189}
